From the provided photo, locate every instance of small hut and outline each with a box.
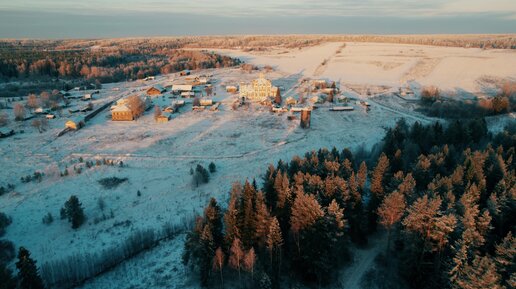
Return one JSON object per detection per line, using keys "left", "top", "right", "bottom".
{"left": 65, "top": 117, "right": 85, "bottom": 130}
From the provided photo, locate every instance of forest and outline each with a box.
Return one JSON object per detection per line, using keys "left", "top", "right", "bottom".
{"left": 0, "top": 40, "right": 241, "bottom": 97}
{"left": 183, "top": 118, "right": 515, "bottom": 289}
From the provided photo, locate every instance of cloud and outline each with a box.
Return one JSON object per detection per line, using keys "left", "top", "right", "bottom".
{"left": 1, "top": 0, "right": 515, "bottom": 18}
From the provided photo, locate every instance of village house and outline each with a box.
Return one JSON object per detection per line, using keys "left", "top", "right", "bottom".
{"left": 146, "top": 85, "right": 166, "bottom": 96}
{"left": 239, "top": 73, "right": 280, "bottom": 102}
{"left": 111, "top": 104, "right": 134, "bottom": 121}
{"left": 172, "top": 84, "right": 193, "bottom": 94}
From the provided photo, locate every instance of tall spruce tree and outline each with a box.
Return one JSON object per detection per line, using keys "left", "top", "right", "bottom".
{"left": 62, "top": 195, "right": 85, "bottom": 229}
{"left": 15, "top": 247, "right": 45, "bottom": 289}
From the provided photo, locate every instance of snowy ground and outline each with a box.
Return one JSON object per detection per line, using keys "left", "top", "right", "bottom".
{"left": 212, "top": 42, "right": 516, "bottom": 96}
{"left": 0, "top": 42, "right": 515, "bottom": 289}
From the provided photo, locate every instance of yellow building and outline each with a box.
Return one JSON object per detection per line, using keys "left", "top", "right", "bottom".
{"left": 111, "top": 104, "right": 134, "bottom": 121}
{"left": 240, "top": 73, "right": 279, "bottom": 101}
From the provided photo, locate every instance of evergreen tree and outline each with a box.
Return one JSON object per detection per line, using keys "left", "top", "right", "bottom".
{"left": 15, "top": 247, "right": 45, "bottom": 289}
{"left": 224, "top": 183, "right": 241, "bottom": 246}
{"left": 368, "top": 153, "right": 390, "bottom": 230}
{"left": 0, "top": 262, "right": 17, "bottom": 289}
{"left": 254, "top": 191, "right": 271, "bottom": 246}
{"left": 229, "top": 238, "right": 244, "bottom": 282}
{"left": 357, "top": 161, "right": 367, "bottom": 191}
{"left": 212, "top": 247, "right": 225, "bottom": 287}
{"left": 454, "top": 255, "right": 504, "bottom": 289}
{"left": 377, "top": 191, "right": 406, "bottom": 254}
{"left": 243, "top": 247, "right": 256, "bottom": 279}
{"left": 61, "top": 195, "right": 85, "bottom": 229}
{"left": 266, "top": 217, "right": 283, "bottom": 264}
{"left": 494, "top": 231, "right": 515, "bottom": 287}
{"left": 239, "top": 181, "right": 256, "bottom": 247}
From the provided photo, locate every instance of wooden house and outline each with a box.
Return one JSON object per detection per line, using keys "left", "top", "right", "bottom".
{"left": 111, "top": 104, "right": 133, "bottom": 121}
{"left": 146, "top": 85, "right": 166, "bottom": 96}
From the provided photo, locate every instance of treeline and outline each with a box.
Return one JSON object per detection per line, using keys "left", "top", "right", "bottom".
{"left": 418, "top": 84, "right": 516, "bottom": 119}
{"left": 183, "top": 118, "right": 515, "bottom": 288}
{"left": 0, "top": 41, "right": 241, "bottom": 85}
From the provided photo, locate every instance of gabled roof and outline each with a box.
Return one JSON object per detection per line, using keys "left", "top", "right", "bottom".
{"left": 148, "top": 85, "right": 165, "bottom": 92}
{"left": 172, "top": 84, "right": 193, "bottom": 91}
{"left": 112, "top": 104, "right": 132, "bottom": 113}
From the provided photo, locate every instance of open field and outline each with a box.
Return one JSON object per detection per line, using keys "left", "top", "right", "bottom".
{"left": 213, "top": 41, "right": 516, "bottom": 94}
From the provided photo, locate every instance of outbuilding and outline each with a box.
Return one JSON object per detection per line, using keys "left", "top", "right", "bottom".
{"left": 65, "top": 117, "right": 85, "bottom": 130}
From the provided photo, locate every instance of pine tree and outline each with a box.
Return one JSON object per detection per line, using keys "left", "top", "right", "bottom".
{"left": 454, "top": 255, "right": 504, "bottom": 289}
{"left": 254, "top": 191, "right": 270, "bottom": 246}
{"left": 494, "top": 231, "right": 515, "bottom": 287}
{"left": 0, "top": 262, "right": 17, "bottom": 289}
{"left": 266, "top": 217, "right": 283, "bottom": 263}
{"left": 200, "top": 224, "right": 216, "bottom": 286}
{"left": 460, "top": 184, "right": 492, "bottom": 248}
{"left": 229, "top": 238, "right": 244, "bottom": 282}
{"left": 357, "top": 161, "right": 367, "bottom": 191}
{"left": 15, "top": 247, "right": 45, "bottom": 289}
{"left": 204, "top": 198, "right": 224, "bottom": 247}
{"left": 327, "top": 199, "right": 345, "bottom": 229}
{"left": 224, "top": 184, "right": 241, "bottom": 246}
{"left": 62, "top": 195, "right": 85, "bottom": 229}
{"left": 212, "top": 247, "right": 225, "bottom": 288}
{"left": 243, "top": 247, "right": 256, "bottom": 279}
{"left": 273, "top": 172, "right": 290, "bottom": 210}
{"left": 377, "top": 191, "right": 406, "bottom": 254}
{"left": 239, "top": 181, "right": 256, "bottom": 247}
{"left": 290, "top": 191, "right": 324, "bottom": 235}
{"left": 369, "top": 153, "right": 390, "bottom": 230}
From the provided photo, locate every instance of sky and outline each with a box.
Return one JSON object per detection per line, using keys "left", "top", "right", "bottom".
{"left": 1, "top": 0, "right": 515, "bottom": 38}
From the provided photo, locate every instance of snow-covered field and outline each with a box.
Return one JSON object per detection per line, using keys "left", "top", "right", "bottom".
{"left": 0, "top": 41, "right": 515, "bottom": 289}
{"left": 213, "top": 42, "right": 516, "bottom": 95}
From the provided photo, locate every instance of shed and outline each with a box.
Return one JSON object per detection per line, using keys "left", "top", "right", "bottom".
{"left": 156, "top": 115, "right": 170, "bottom": 123}
{"left": 330, "top": 106, "right": 354, "bottom": 111}
{"left": 226, "top": 85, "right": 238, "bottom": 93}
{"left": 172, "top": 84, "right": 193, "bottom": 92}
{"left": 65, "top": 117, "right": 85, "bottom": 130}
{"left": 200, "top": 99, "right": 213, "bottom": 106}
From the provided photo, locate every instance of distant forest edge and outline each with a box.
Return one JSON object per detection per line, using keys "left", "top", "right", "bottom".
{"left": 0, "top": 35, "right": 514, "bottom": 97}
{"left": 0, "top": 43, "right": 242, "bottom": 98}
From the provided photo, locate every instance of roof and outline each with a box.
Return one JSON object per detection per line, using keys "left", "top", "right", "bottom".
{"left": 147, "top": 85, "right": 165, "bottom": 92}
{"left": 172, "top": 84, "right": 193, "bottom": 91}
{"left": 112, "top": 104, "right": 132, "bottom": 113}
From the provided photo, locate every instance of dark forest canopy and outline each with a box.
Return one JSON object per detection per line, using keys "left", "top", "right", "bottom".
{"left": 184, "top": 118, "right": 515, "bottom": 288}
